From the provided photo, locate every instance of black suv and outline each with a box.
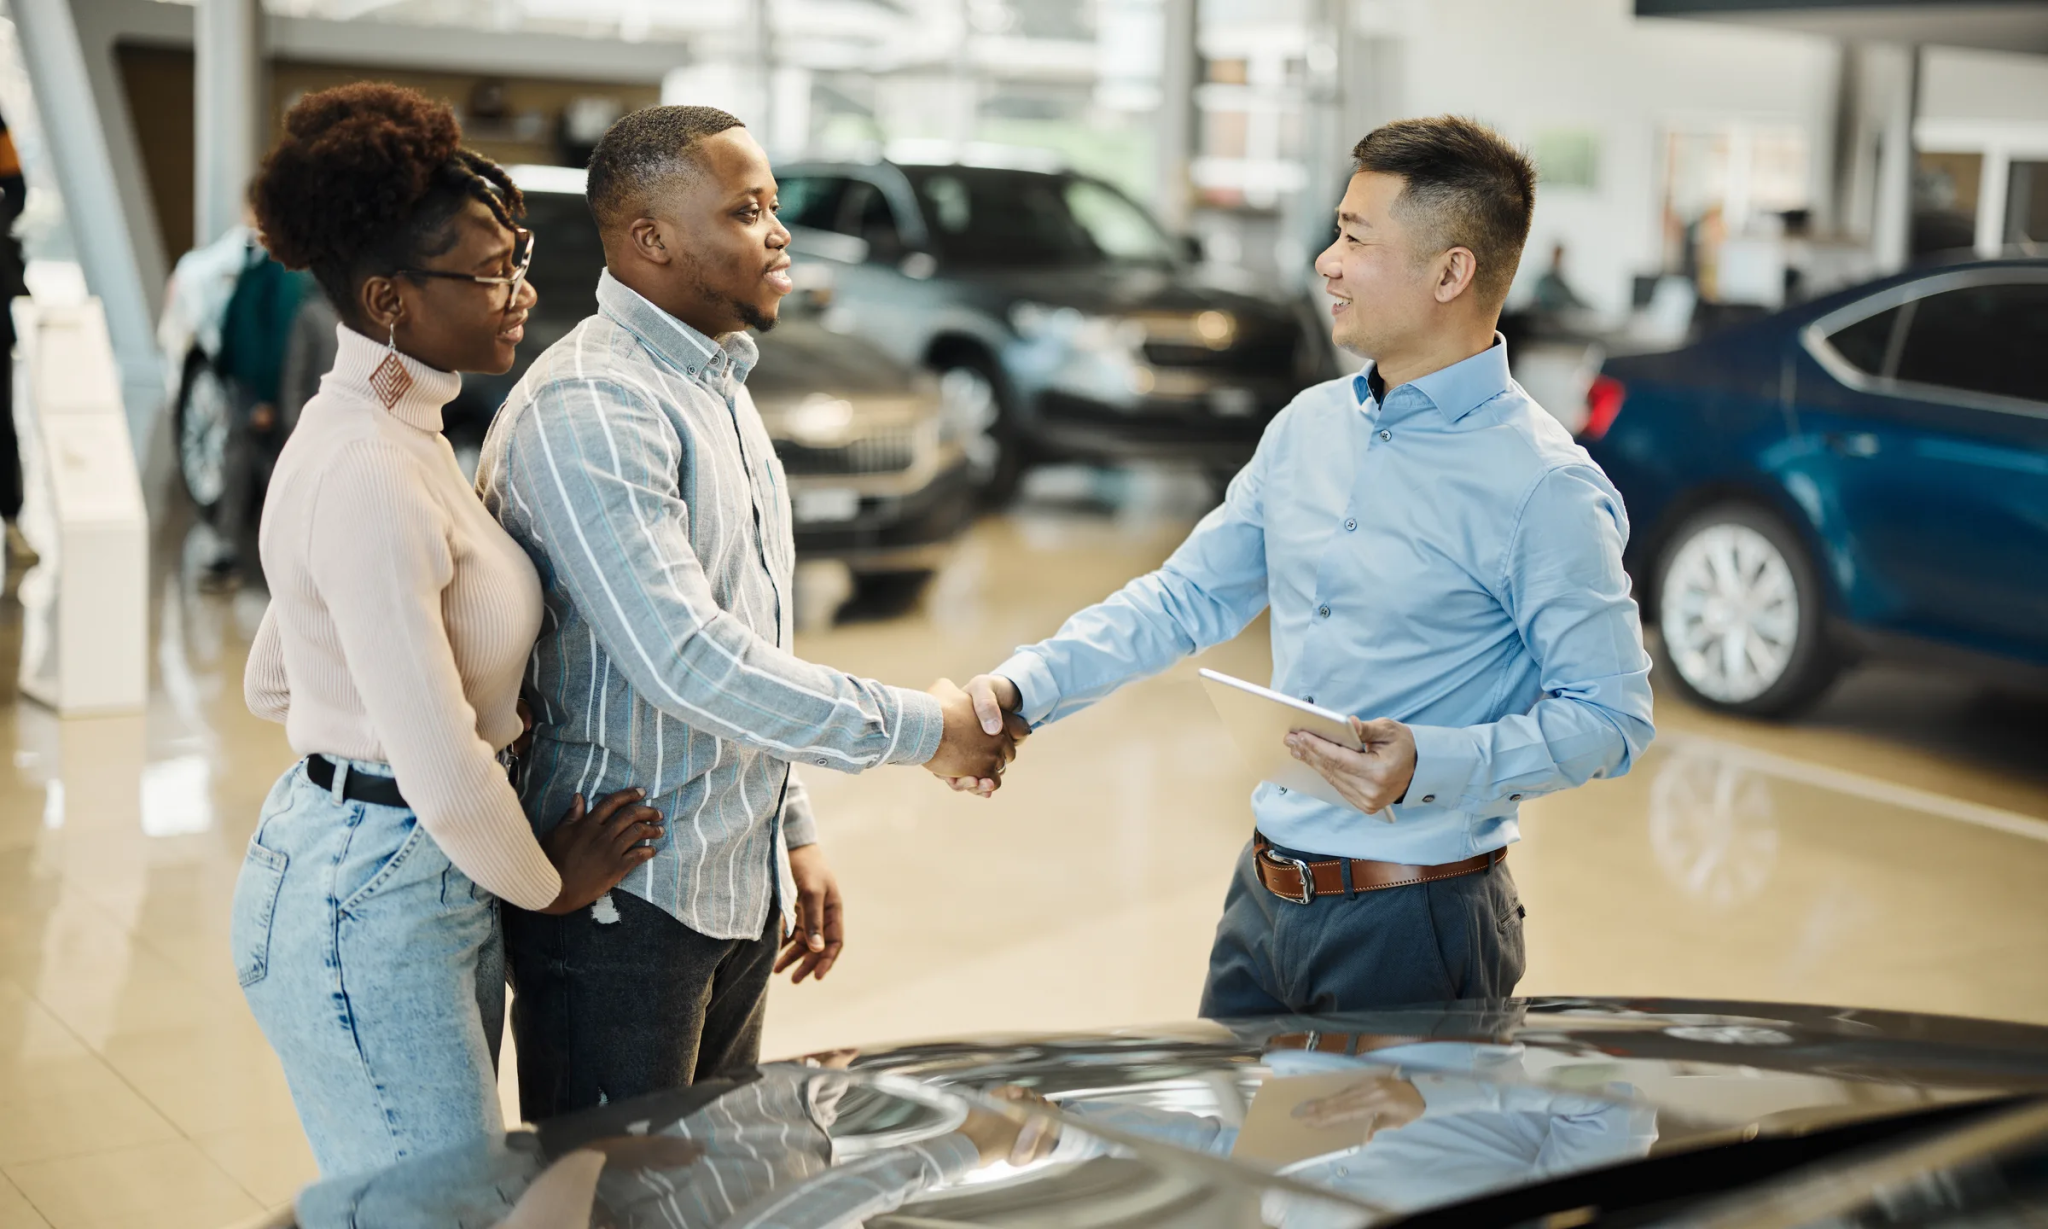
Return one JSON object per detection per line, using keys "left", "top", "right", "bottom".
{"left": 774, "top": 159, "right": 1330, "bottom": 500}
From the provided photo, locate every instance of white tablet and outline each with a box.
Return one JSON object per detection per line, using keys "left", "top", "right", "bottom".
{"left": 1198, "top": 669, "right": 1387, "bottom": 816}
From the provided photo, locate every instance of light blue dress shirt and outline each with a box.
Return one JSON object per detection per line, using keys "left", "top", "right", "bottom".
{"left": 995, "top": 338, "right": 1654, "bottom": 865}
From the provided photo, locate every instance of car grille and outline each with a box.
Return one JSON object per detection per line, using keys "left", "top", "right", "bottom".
{"left": 775, "top": 430, "right": 919, "bottom": 475}
{"left": 1141, "top": 336, "right": 1299, "bottom": 374}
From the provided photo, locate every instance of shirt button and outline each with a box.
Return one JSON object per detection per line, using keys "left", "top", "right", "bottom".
{"left": 1509, "top": 792, "right": 1523, "bottom": 801}
{"left": 1421, "top": 794, "right": 1436, "bottom": 803}
{"left": 1378, "top": 429, "right": 1392, "bottom": 442}
{"left": 1317, "top": 605, "right": 1331, "bottom": 619}
{"left": 1344, "top": 518, "right": 1357, "bottom": 532}
{"left": 1303, "top": 696, "right": 1314, "bottom": 705}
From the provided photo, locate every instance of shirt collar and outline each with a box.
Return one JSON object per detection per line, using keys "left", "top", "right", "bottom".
{"left": 1351, "top": 333, "right": 1511, "bottom": 426}
{"left": 596, "top": 269, "right": 758, "bottom": 390}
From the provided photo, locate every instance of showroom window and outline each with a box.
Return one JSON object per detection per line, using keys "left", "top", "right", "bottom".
{"left": 1893, "top": 282, "right": 2048, "bottom": 405}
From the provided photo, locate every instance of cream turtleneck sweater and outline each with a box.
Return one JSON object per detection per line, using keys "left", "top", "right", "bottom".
{"left": 245, "top": 325, "right": 561, "bottom": 911}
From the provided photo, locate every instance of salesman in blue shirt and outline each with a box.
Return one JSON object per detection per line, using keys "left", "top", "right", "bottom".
{"left": 949, "top": 116, "right": 1655, "bottom": 1014}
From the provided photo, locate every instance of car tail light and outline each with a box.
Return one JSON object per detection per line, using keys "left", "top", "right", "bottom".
{"left": 1581, "top": 374, "right": 1626, "bottom": 441}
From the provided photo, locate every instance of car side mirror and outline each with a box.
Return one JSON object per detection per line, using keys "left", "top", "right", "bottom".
{"left": 1182, "top": 234, "right": 1204, "bottom": 264}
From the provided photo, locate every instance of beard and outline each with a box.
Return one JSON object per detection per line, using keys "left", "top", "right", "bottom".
{"left": 680, "top": 251, "right": 780, "bottom": 335}
{"left": 734, "top": 296, "right": 777, "bottom": 333}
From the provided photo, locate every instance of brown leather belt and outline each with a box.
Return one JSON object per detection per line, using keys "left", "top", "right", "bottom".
{"left": 1268, "top": 1031, "right": 1403, "bottom": 1055}
{"left": 1252, "top": 835, "right": 1504, "bottom": 905}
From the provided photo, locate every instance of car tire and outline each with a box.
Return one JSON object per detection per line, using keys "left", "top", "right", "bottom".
{"left": 937, "top": 359, "right": 1023, "bottom": 508}
{"left": 1653, "top": 502, "right": 1840, "bottom": 718}
{"left": 175, "top": 347, "right": 232, "bottom": 521}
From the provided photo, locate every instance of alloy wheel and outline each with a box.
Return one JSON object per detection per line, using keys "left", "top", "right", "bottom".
{"left": 939, "top": 365, "right": 1001, "bottom": 484}
{"left": 180, "top": 366, "right": 232, "bottom": 510}
{"left": 1660, "top": 521, "right": 1802, "bottom": 704}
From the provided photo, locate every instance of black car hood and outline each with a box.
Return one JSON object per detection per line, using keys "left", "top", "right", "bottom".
{"left": 293, "top": 999, "right": 2048, "bottom": 1228}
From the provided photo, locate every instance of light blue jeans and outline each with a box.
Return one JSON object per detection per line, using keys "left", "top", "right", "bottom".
{"left": 231, "top": 758, "right": 506, "bottom": 1179}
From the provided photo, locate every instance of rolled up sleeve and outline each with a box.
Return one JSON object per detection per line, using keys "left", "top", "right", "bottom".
{"left": 1404, "top": 465, "right": 1654, "bottom": 812}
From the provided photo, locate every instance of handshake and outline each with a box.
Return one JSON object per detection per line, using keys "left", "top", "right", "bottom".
{"left": 924, "top": 675, "right": 1029, "bottom": 798}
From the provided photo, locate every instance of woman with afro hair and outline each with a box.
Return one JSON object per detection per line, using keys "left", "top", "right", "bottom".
{"left": 231, "top": 82, "right": 663, "bottom": 1176}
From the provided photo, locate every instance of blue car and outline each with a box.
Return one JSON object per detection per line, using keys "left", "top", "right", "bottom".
{"left": 1580, "top": 258, "right": 2048, "bottom": 716}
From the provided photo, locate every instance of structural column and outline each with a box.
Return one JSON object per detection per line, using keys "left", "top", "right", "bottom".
{"left": 195, "top": 0, "right": 262, "bottom": 247}
{"left": 1871, "top": 43, "right": 1921, "bottom": 274}
{"left": 9, "top": 0, "right": 163, "bottom": 456}
{"left": 1155, "top": 0, "right": 1198, "bottom": 236}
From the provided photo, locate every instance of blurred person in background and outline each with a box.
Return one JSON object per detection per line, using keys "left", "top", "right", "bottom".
{"left": 203, "top": 231, "right": 313, "bottom": 587}
{"left": 475, "top": 105, "right": 1024, "bottom": 1124}
{"left": 1531, "top": 242, "right": 1588, "bottom": 315}
{"left": 233, "top": 82, "right": 665, "bottom": 1178}
{"left": 277, "top": 287, "right": 340, "bottom": 434}
{"left": 0, "top": 110, "right": 29, "bottom": 568}
{"left": 950, "top": 117, "right": 1654, "bottom": 1015}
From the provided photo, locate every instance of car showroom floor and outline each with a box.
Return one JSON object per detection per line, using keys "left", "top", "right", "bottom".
{"left": 0, "top": 466, "right": 2045, "bottom": 1228}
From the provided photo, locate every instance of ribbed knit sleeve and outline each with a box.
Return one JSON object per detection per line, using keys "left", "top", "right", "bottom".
{"left": 303, "top": 440, "right": 561, "bottom": 911}
{"left": 245, "top": 606, "right": 290, "bottom": 723}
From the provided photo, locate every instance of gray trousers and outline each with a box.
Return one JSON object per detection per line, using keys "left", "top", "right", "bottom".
{"left": 1199, "top": 837, "right": 1526, "bottom": 1018}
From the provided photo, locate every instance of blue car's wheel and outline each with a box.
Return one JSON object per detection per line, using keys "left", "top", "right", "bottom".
{"left": 1654, "top": 503, "right": 1839, "bottom": 717}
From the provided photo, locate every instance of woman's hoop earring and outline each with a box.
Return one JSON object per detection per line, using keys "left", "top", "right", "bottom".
{"left": 369, "top": 317, "right": 414, "bottom": 409}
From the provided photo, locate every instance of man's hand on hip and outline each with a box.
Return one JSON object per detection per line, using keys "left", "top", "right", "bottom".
{"left": 927, "top": 678, "right": 1022, "bottom": 796}
{"left": 776, "top": 843, "right": 844, "bottom": 984}
{"left": 1287, "top": 717, "right": 1417, "bottom": 815}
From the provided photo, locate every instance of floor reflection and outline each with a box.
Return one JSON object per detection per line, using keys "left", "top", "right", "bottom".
{"left": 0, "top": 462, "right": 2040, "bottom": 1223}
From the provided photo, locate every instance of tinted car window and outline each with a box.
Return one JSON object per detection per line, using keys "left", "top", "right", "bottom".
{"left": 841, "top": 181, "right": 903, "bottom": 260}
{"left": 1826, "top": 304, "right": 1900, "bottom": 376}
{"left": 1065, "top": 179, "right": 1177, "bottom": 262}
{"left": 777, "top": 176, "right": 851, "bottom": 233}
{"left": 904, "top": 167, "right": 1173, "bottom": 267}
{"left": 1894, "top": 281, "right": 2048, "bottom": 404}
{"left": 521, "top": 191, "right": 607, "bottom": 320}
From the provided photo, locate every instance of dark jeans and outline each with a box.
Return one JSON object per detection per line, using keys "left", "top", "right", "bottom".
{"left": 1199, "top": 837, "right": 1526, "bottom": 1018}
{"left": 505, "top": 888, "right": 780, "bottom": 1123}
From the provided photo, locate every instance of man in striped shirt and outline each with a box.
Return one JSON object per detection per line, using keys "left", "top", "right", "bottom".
{"left": 477, "top": 106, "right": 1020, "bottom": 1122}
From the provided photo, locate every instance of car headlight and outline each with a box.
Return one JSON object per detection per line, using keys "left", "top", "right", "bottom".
{"left": 783, "top": 393, "right": 856, "bottom": 446}
{"left": 1009, "top": 302, "right": 1146, "bottom": 355}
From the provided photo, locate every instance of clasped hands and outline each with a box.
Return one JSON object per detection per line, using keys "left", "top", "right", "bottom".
{"left": 923, "top": 674, "right": 1418, "bottom": 815}
{"left": 926, "top": 675, "right": 1029, "bottom": 798}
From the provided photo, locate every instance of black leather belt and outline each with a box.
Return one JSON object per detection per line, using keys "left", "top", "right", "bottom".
{"left": 305, "top": 755, "right": 409, "bottom": 809}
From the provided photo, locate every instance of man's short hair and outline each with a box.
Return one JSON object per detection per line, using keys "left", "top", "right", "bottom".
{"left": 1351, "top": 116, "right": 1535, "bottom": 308}
{"left": 586, "top": 105, "right": 745, "bottom": 229}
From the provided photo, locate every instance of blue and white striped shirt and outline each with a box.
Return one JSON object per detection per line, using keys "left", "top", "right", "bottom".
{"left": 477, "top": 272, "right": 943, "bottom": 939}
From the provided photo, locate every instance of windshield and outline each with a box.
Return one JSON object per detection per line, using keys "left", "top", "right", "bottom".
{"left": 905, "top": 168, "right": 1178, "bottom": 268}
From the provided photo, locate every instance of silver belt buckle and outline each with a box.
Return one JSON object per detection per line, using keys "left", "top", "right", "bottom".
{"left": 1266, "top": 851, "right": 1317, "bottom": 905}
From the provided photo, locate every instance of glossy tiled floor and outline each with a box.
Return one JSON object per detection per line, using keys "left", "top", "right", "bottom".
{"left": 1, "top": 466, "right": 2045, "bottom": 1225}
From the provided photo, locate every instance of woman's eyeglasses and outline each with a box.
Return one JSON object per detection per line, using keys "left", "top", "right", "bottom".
{"left": 398, "top": 228, "right": 535, "bottom": 309}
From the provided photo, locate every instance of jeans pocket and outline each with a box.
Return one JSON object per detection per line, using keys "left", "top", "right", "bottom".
{"left": 231, "top": 839, "right": 289, "bottom": 987}
{"left": 338, "top": 816, "right": 429, "bottom": 915}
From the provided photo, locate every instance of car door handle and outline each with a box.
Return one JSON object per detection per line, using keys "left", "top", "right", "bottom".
{"left": 1823, "top": 431, "right": 1879, "bottom": 458}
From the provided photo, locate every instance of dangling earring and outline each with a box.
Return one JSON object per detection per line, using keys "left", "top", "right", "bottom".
{"left": 369, "top": 317, "right": 414, "bottom": 410}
